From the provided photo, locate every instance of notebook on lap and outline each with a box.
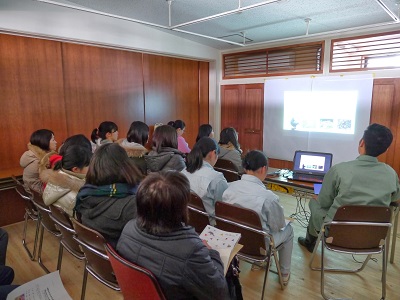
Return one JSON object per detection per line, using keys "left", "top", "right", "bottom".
{"left": 288, "top": 150, "right": 333, "bottom": 183}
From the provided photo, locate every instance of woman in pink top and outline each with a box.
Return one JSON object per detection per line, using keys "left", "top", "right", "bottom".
{"left": 168, "top": 119, "right": 191, "bottom": 154}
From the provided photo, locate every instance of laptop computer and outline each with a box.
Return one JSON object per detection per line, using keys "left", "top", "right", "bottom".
{"left": 288, "top": 150, "right": 333, "bottom": 183}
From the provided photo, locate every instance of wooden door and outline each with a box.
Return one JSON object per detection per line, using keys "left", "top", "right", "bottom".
{"left": 221, "top": 84, "right": 264, "bottom": 153}
{"left": 370, "top": 78, "right": 400, "bottom": 175}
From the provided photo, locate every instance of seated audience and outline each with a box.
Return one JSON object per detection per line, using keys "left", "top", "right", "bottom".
{"left": 168, "top": 119, "right": 191, "bottom": 153}
{"left": 299, "top": 123, "right": 400, "bottom": 252}
{"left": 20, "top": 129, "right": 57, "bottom": 194}
{"left": 40, "top": 145, "right": 92, "bottom": 216}
{"left": 0, "top": 228, "right": 18, "bottom": 299}
{"left": 50, "top": 134, "right": 92, "bottom": 168}
{"left": 74, "top": 143, "right": 141, "bottom": 247}
{"left": 181, "top": 137, "right": 228, "bottom": 225}
{"left": 222, "top": 150, "right": 293, "bottom": 285}
{"left": 117, "top": 121, "right": 149, "bottom": 175}
{"left": 196, "top": 124, "right": 214, "bottom": 142}
{"left": 145, "top": 125, "right": 185, "bottom": 173}
{"left": 218, "top": 127, "right": 244, "bottom": 174}
{"left": 90, "top": 121, "right": 118, "bottom": 152}
{"left": 117, "top": 171, "right": 230, "bottom": 300}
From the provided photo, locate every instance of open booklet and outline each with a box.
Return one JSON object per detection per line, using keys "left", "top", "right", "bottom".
{"left": 199, "top": 225, "right": 243, "bottom": 275}
{"left": 7, "top": 271, "right": 72, "bottom": 300}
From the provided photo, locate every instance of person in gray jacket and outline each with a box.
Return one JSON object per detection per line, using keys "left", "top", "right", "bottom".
{"left": 218, "top": 127, "right": 244, "bottom": 174}
{"left": 117, "top": 171, "right": 230, "bottom": 300}
{"left": 145, "top": 125, "right": 185, "bottom": 173}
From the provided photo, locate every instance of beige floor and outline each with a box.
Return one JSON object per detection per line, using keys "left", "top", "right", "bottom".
{"left": 4, "top": 191, "right": 400, "bottom": 300}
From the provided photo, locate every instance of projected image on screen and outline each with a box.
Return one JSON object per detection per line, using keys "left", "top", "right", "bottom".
{"left": 283, "top": 91, "right": 357, "bottom": 134}
{"left": 299, "top": 155, "right": 326, "bottom": 172}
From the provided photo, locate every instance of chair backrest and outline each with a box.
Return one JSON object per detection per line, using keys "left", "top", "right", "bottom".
{"left": 216, "top": 169, "right": 241, "bottom": 182}
{"left": 31, "top": 190, "right": 59, "bottom": 233}
{"left": 106, "top": 244, "right": 166, "bottom": 300}
{"left": 11, "top": 175, "right": 32, "bottom": 200}
{"left": 71, "top": 218, "right": 118, "bottom": 287}
{"left": 215, "top": 201, "right": 268, "bottom": 259}
{"left": 214, "top": 159, "right": 239, "bottom": 172}
{"left": 214, "top": 159, "right": 241, "bottom": 182}
{"left": 12, "top": 177, "right": 37, "bottom": 215}
{"left": 327, "top": 205, "right": 391, "bottom": 249}
{"left": 187, "top": 192, "right": 210, "bottom": 234}
{"left": 49, "top": 205, "right": 84, "bottom": 257}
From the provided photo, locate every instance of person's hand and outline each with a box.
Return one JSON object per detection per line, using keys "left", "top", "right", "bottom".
{"left": 202, "top": 240, "right": 212, "bottom": 249}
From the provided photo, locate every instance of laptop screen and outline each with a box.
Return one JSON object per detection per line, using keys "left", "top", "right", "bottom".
{"left": 292, "top": 150, "right": 333, "bottom": 176}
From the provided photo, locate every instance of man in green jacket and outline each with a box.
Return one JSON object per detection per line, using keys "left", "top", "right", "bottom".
{"left": 299, "top": 123, "right": 400, "bottom": 252}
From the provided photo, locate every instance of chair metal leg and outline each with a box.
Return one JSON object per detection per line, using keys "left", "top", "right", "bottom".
{"left": 22, "top": 211, "right": 40, "bottom": 261}
{"left": 390, "top": 207, "right": 399, "bottom": 263}
{"left": 382, "top": 244, "right": 387, "bottom": 300}
{"left": 310, "top": 230, "right": 323, "bottom": 270}
{"left": 260, "top": 256, "right": 271, "bottom": 300}
{"left": 37, "top": 224, "right": 51, "bottom": 274}
{"left": 272, "top": 250, "right": 284, "bottom": 290}
{"left": 81, "top": 262, "right": 89, "bottom": 300}
{"left": 57, "top": 242, "right": 64, "bottom": 272}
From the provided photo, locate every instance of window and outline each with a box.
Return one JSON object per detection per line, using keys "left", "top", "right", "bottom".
{"left": 223, "top": 42, "right": 323, "bottom": 79}
{"left": 331, "top": 31, "right": 400, "bottom": 72}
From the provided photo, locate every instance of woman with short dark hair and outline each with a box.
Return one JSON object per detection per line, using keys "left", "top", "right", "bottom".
{"left": 20, "top": 129, "right": 57, "bottom": 193}
{"left": 145, "top": 125, "right": 185, "bottom": 173}
{"left": 181, "top": 137, "right": 228, "bottom": 225}
{"left": 117, "top": 121, "right": 149, "bottom": 175}
{"left": 218, "top": 127, "right": 244, "bottom": 174}
{"left": 74, "top": 143, "right": 142, "bottom": 247}
{"left": 117, "top": 171, "right": 229, "bottom": 300}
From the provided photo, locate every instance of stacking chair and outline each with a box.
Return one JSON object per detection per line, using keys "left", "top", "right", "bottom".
{"left": 71, "top": 218, "right": 120, "bottom": 300}
{"left": 49, "top": 205, "right": 85, "bottom": 271}
{"left": 187, "top": 192, "right": 210, "bottom": 234}
{"left": 214, "top": 159, "right": 241, "bottom": 182}
{"left": 309, "top": 205, "right": 391, "bottom": 300}
{"left": 214, "top": 159, "right": 239, "bottom": 172}
{"left": 11, "top": 175, "right": 39, "bottom": 261}
{"left": 215, "top": 201, "right": 284, "bottom": 300}
{"left": 31, "top": 190, "right": 61, "bottom": 273}
{"left": 106, "top": 244, "right": 166, "bottom": 300}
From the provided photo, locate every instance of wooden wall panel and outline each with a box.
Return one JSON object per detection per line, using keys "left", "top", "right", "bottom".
{"left": 0, "top": 34, "right": 67, "bottom": 171}
{"left": 62, "top": 43, "right": 144, "bottom": 141}
{"left": 198, "top": 62, "right": 209, "bottom": 126}
{"left": 143, "top": 54, "right": 201, "bottom": 149}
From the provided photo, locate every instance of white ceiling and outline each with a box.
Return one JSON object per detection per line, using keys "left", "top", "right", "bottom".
{"left": 10, "top": 0, "right": 400, "bottom": 50}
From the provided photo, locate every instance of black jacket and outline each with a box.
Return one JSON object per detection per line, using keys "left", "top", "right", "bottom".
{"left": 145, "top": 147, "right": 185, "bottom": 173}
{"left": 117, "top": 221, "right": 230, "bottom": 300}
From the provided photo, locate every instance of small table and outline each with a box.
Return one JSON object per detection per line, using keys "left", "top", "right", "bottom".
{"left": 264, "top": 169, "right": 315, "bottom": 227}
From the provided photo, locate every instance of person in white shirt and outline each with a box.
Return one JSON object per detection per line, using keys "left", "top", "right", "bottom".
{"left": 222, "top": 150, "right": 293, "bottom": 285}
{"left": 181, "top": 137, "right": 228, "bottom": 225}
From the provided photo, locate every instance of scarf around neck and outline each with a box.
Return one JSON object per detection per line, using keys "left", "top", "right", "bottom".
{"left": 74, "top": 183, "right": 138, "bottom": 211}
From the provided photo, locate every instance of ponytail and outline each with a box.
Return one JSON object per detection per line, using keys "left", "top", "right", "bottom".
{"left": 185, "top": 137, "right": 218, "bottom": 173}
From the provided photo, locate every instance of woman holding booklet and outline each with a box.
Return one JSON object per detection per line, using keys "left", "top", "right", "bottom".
{"left": 222, "top": 150, "right": 294, "bottom": 285}
{"left": 117, "top": 171, "right": 230, "bottom": 300}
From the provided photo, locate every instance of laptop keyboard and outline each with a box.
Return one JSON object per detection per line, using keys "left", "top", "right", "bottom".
{"left": 291, "top": 173, "right": 324, "bottom": 183}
